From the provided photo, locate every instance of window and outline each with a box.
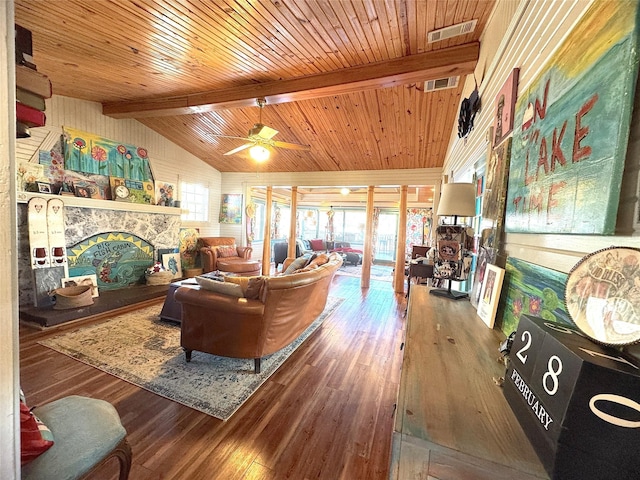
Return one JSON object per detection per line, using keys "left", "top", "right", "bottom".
{"left": 180, "top": 182, "right": 209, "bottom": 222}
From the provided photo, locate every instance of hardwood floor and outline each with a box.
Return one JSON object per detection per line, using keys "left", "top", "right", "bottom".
{"left": 19, "top": 274, "right": 406, "bottom": 480}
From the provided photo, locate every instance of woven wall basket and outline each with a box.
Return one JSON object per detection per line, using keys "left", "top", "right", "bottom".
{"left": 52, "top": 285, "right": 94, "bottom": 310}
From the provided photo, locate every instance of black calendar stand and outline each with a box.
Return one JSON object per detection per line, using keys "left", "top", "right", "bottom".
{"left": 504, "top": 315, "right": 640, "bottom": 479}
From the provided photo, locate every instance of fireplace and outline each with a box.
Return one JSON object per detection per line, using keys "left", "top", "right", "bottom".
{"left": 18, "top": 202, "right": 181, "bottom": 308}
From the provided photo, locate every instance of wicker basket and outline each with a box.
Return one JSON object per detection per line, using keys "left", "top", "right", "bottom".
{"left": 146, "top": 270, "right": 174, "bottom": 285}
{"left": 52, "top": 285, "right": 94, "bottom": 310}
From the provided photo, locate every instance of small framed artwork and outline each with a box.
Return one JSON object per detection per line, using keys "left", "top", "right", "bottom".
{"left": 155, "top": 180, "right": 176, "bottom": 207}
{"left": 61, "top": 274, "right": 99, "bottom": 297}
{"left": 37, "top": 181, "right": 52, "bottom": 194}
{"left": 477, "top": 264, "right": 505, "bottom": 328}
{"left": 162, "top": 253, "right": 182, "bottom": 279}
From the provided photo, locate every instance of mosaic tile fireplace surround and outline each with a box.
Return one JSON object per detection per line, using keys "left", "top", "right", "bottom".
{"left": 18, "top": 202, "right": 180, "bottom": 308}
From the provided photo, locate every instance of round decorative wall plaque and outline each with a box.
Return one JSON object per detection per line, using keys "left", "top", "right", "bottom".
{"left": 565, "top": 246, "right": 640, "bottom": 346}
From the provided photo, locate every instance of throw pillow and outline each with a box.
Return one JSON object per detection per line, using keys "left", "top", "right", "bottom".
{"left": 20, "top": 401, "right": 54, "bottom": 465}
{"left": 196, "top": 276, "right": 244, "bottom": 297}
{"left": 283, "top": 254, "right": 311, "bottom": 275}
{"left": 307, "top": 253, "right": 329, "bottom": 268}
{"left": 216, "top": 245, "right": 237, "bottom": 258}
{"left": 245, "top": 276, "right": 266, "bottom": 300}
{"left": 309, "top": 239, "right": 325, "bottom": 251}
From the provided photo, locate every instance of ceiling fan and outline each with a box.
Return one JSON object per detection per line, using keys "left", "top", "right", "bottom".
{"left": 212, "top": 98, "right": 311, "bottom": 161}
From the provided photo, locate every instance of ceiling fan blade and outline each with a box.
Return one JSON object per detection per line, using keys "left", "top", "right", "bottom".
{"left": 272, "top": 140, "right": 311, "bottom": 151}
{"left": 224, "top": 143, "right": 253, "bottom": 155}
{"left": 249, "top": 123, "right": 279, "bottom": 140}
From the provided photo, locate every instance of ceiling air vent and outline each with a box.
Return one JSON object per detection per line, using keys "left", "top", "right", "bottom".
{"left": 428, "top": 19, "right": 477, "bottom": 43}
{"left": 424, "top": 76, "right": 459, "bottom": 92}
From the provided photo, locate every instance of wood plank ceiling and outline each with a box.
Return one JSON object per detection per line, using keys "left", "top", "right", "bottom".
{"left": 15, "top": 0, "right": 495, "bottom": 173}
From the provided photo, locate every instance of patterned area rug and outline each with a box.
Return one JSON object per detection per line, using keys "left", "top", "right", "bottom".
{"left": 336, "top": 263, "right": 394, "bottom": 282}
{"left": 39, "top": 296, "right": 344, "bottom": 420}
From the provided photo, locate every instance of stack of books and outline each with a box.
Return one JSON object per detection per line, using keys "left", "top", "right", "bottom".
{"left": 15, "top": 24, "right": 51, "bottom": 136}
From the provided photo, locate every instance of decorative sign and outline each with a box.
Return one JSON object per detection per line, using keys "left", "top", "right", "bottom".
{"left": 66, "top": 232, "right": 154, "bottom": 290}
{"left": 565, "top": 246, "right": 640, "bottom": 346}
{"left": 63, "top": 127, "right": 154, "bottom": 182}
{"left": 496, "top": 257, "right": 573, "bottom": 337}
{"left": 504, "top": 314, "right": 640, "bottom": 479}
{"left": 505, "top": 1, "right": 640, "bottom": 234}
{"left": 110, "top": 176, "right": 154, "bottom": 204}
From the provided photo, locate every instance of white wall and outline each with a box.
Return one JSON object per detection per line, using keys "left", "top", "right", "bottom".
{"left": 17, "top": 95, "right": 223, "bottom": 237}
{"left": 442, "top": 0, "right": 640, "bottom": 273}
{"left": 2, "top": 2, "right": 20, "bottom": 477}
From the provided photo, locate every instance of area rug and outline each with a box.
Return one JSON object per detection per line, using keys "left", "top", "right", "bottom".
{"left": 336, "top": 263, "right": 394, "bottom": 282}
{"left": 39, "top": 296, "right": 344, "bottom": 421}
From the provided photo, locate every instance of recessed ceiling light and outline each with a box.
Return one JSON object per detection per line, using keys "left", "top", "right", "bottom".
{"left": 340, "top": 188, "right": 350, "bottom": 195}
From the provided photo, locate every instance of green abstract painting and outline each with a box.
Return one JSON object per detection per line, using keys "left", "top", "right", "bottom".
{"left": 496, "top": 257, "right": 573, "bottom": 337}
{"left": 505, "top": 1, "right": 640, "bottom": 234}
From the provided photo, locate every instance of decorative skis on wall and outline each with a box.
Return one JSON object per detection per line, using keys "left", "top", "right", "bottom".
{"left": 28, "top": 196, "right": 67, "bottom": 270}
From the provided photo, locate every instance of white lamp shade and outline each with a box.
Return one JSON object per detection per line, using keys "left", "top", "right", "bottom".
{"left": 437, "top": 182, "right": 476, "bottom": 217}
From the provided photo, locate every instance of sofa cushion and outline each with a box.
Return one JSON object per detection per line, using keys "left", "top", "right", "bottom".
{"left": 217, "top": 245, "right": 237, "bottom": 258}
{"left": 196, "top": 276, "right": 244, "bottom": 297}
{"left": 283, "top": 254, "right": 312, "bottom": 274}
{"left": 20, "top": 400, "right": 54, "bottom": 465}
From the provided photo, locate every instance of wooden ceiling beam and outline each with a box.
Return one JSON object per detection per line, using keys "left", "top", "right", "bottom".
{"left": 102, "top": 42, "right": 479, "bottom": 119}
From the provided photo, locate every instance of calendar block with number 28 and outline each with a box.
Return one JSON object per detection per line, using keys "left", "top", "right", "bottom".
{"left": 504, "top": 315, "right": 640, "bottom": 479}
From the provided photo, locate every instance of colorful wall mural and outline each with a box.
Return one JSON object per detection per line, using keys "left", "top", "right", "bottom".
{"left": 505, "top": 1, "right": 640, "bottom": 234}
{"left": 63, "top": 127, "right": 154, "bottom": 182}
{"left": 66, "top": 232, "right": 154, "bottom": 290}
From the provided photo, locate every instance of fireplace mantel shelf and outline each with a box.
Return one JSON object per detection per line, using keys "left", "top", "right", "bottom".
{"left": 17, "top": 191, "right": 182, "bottom": 215}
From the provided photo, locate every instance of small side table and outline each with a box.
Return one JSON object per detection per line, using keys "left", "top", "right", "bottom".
{"left": 159, "top": 278, "right": 198, "bottom": 323}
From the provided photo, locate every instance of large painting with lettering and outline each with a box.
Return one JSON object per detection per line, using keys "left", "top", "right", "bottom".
{"left": 63, "top": 127, "right": 154, "bottom": 182}
{"left": 505, "top": 1, "right": 640, "bottom": 234}
{"left": 66, "top": 232, "right": 154, "bottom": 290}
{"left": 495, "top": 257, "right": 573, "bottom": 337}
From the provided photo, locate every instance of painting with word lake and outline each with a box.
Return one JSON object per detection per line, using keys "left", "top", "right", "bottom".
{"left": 505, "top": 1, "right": 640, "bottom": 234}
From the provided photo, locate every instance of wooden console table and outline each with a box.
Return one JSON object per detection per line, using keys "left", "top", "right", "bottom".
{"left": 390, "top": 285, "right": 548, "bottom": 479}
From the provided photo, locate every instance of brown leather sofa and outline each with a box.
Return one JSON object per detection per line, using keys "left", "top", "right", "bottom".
{"left": 175, "top": 252, "right": 343, "bottom": 373}
{"left": 199, "top": 237, "right": 259, "bottom": 276}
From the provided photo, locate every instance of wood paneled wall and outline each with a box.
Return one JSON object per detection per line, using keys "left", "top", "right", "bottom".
{"left": 442, "top": 0, "right": 640, "bottom": 273}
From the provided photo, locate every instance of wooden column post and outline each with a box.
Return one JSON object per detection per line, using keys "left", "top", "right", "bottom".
{"left": 261, "top": 186, "right": 273, "bottom": 276}
{"left": 394, "top": 185, "right": 408, "bottom": 294}
{"left": 288, "top": 186, "right": 298, "bottom": 259}
{"left": 361, "top": 186, "right": 375, "bottom": 288}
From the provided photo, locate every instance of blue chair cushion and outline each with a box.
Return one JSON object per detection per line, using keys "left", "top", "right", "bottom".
{"left": 21, "top": 395, "right": 127, "bottom": 480}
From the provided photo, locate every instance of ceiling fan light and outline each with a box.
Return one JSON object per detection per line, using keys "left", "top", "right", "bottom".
{"left": 249, "top": 145, "right": 270, "bottom": 162}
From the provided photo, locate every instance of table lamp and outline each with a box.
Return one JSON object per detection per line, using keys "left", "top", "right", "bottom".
{"left": 430, "top": 182, "right": 476, "bottom": 300}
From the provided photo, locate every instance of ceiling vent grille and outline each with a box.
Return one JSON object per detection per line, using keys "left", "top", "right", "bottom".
{"left": 424, "top": 76, "right": 459, "bottom": 92}
{"left": 428, "top": 19, "right": 477, "bottom": 43}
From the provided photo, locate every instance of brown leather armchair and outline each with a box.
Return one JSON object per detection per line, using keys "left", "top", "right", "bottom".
{"left": 199, "top": 237, "right": 254, "bottom": 273}
{"left": 175, "top": 252, "right": 343, "bottom": 373}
